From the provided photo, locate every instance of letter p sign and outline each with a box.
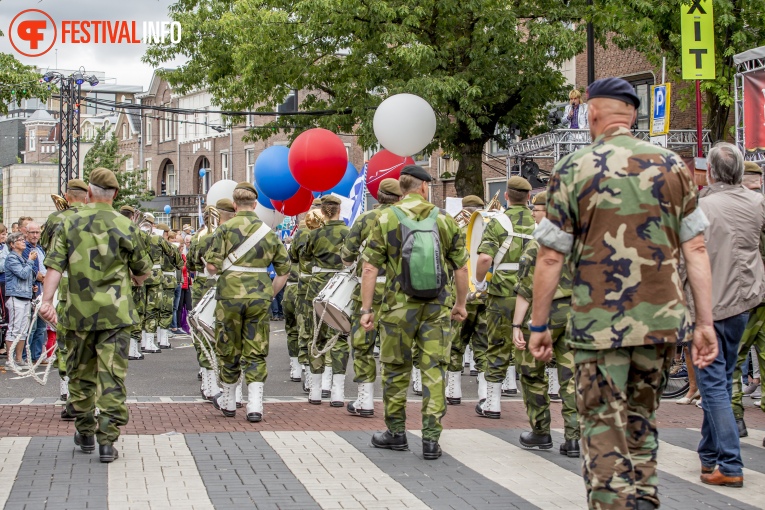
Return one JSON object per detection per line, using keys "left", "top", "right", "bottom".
{"left": 18, "top": 20, "right": 46, "bottom": 49}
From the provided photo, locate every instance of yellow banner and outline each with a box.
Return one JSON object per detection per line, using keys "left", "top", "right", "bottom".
{"left": 681, "top": 0, "right": 715, "bottom": 80}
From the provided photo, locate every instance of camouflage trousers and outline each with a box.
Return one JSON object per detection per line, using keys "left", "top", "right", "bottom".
{"left": 56, "top": 298, "right": 69, "bottom": 380}
{"left": 296, "top": 293, "right": 312, "bottom": 366}
{"left": 732, "top": 302, "right": 765, "bottom": 419}
{"left": 574, "top": 344, "right": 674, "bottom": 510}
{"left": 283, "top": 284, "right": 299, "bottom": 358}
{"left": 350, "top": 299, "right": 381, "bottom": 383}
{"left": 143, "top": 284, "right": 162, "bottom": 333}
{"left": 64, "top": 328, "right": 130, "bottom": 445}
{"left": 130, "top": 285, "right": 146, "bottom": 342}
{"left": 214, "top": 298, "right": 270, "bottom": 385}
{"left": 485, "top": 295, "right": 518, "bottom": 382}
{"left": 159, "top": 281, "right": 177, "bottom": 329}
{"left": 191, "top": 276, "right": 214, "bottom": 370}
{"left": 308, "top": 308, "right": 349, "bottom": 375}
{"left": 379, "top": 303, "right": 451, "bottom": 442}
{"left": 448, "top": 302, "right": 487, "bottom": 372}
{"left": 518, "top": 326, "right": 579, "bottom": 440}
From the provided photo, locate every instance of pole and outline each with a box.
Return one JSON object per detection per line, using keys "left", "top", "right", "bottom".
{"left": 695, "top": 80, "right": 703, "bottom": 157}
{"left": 586, "top": 0, "right": 595, "bottom": 85}
{"left": 661, "top": 57, "right": 666, "bottom": 84}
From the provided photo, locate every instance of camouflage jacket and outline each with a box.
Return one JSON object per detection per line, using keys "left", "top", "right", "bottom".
{"left": 363, "top": 193, "right": 469, "bottom": 311}
{"left": 40, "top": 202, "right": 86, "bottom": 302}
{"left": 341, "top": 206, "right": 388, "bottom": 304}
{"left": 145, "top": 233, "right": 167, "bottom": 287}
{"left": 187, "top": 228, "right": 215, "bottom": 299}
{"left": 133, "top": 229, "right": 151, "bottom": 287}
{"left": 288, "top": 227, "right": 312, "bottom": 296}
{"left": 477, "top": 205, "right": 535, "bottom": 297}
{"left": 536, "top": 126, "right": 705, "bottom": 350}
{"left": 305, "top": 219, "right": 349, "bottom": 301}
{"left": 206, "top": 210, "right": 290, "bottom": 301}
{"left": 160, "top": 238, "right": 183, "bottom": 289}
{"left": 46, "top": 202, "right": 152, "bottom": 331}
{"left": 515, "top": 239, "right": 572, "bottom": 329}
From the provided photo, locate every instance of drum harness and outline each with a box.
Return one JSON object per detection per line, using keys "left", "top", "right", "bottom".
{"left": 490, "top": 214, "right": 534, "bottom": 274}
{"left": 6, "top": 294, "right": 60, "bottom": 385}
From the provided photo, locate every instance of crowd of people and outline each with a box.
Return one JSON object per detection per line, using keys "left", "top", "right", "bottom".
{"left": 0, "top": 76, "right": 758, "bottom": 509}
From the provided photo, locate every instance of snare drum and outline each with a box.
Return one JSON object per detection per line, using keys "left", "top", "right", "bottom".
{"left": 313, "top": 272, "right": 357, "bottom": 334}
{"left": 190, "top": 288, "right": 217, "bottom": 340}
{"left": 466, "top": 210, "right": 503, "bottom": 292}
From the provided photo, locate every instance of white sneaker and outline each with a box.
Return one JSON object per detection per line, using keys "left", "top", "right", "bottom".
{"left": 213, "top": 382, "right": 237, "bottom": 417}
{"left": 235, "top": 379, "right": 244, "bottom": 408}
{"left": 547, "top": 366, "right": 561, "bottom": 401}
{"left": 289, "top": 357, "right": 301, "bottom": 382}
{"left": 321, "top": 367, "right": 333, "bottom": 399}
{"left": 446, "top": 371, "right": 462, "bottom": 405}
{"left": 501, "top": 366, "right": 517, "bottom": 396}
{"left": 477, "top": 372, "right": 487, "bottom": 401}
{"left": 309, "top": 373, "right": 323, "bottom": 404}
{"left": 347, "top": 382, "right": 374, "bottom": 417}
{"left": 330, "top": 374, "right": 345, "bottom": 407}
{"left": 302, "top": 365, "right": 310, "bottom": 393}
{"left": 59, "top": 376, "right": 69, "bottom": 401}
{"left": 476, "top": 382, "right": 501, "bottom": 419}
{"left": 411, "top": 368, "right": 422, "bottom": 396}
{"left": 246, "top": 382, "right": 264, "bottom": 422}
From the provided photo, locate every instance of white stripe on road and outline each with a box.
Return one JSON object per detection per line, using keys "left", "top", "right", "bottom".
{"left": 0, "top": 437, "right": 31, "bottom": 508}
{"left": 107, "top": 434, "right": 214, "bottom": 510}
{"left": 261, "top": 430, "right": 429, "bottom": 510}
{"left": 413, "top": 429, "right": 586, "bottom": 509}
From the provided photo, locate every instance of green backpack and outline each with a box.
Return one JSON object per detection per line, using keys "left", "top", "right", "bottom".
{"left": 392, "top": 206, "right": 445, "bottom": 300}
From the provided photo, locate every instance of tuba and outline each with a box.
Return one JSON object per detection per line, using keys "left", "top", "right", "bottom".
{"left": 454, "top": 209, "right": 472, "bottom": 228}
{"left": 51, "top": 194, "right": 69, "bottom": 211}
{"left": 486, "top": 190, "right": 505, "bottom": 212}
{"left": 204, "top": 205, "right": 220, "bottom": 233}
{"left": 305, "top": 209, "right": 325, "bottom": 230}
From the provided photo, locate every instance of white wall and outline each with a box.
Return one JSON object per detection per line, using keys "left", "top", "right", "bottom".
{"left": 3, "top": 164, "right": 58, "bottom": 226}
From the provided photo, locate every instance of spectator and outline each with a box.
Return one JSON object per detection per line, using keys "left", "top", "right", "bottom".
{"left": 268, "top": 263, "right": 284, "bottom": 320}
{"left": 0, "top": 224, "right": 8, "bottom": 355}
{"left": 561, "top": 89, "right": 588, "bottom": 129}
{"left": 4, "top": 232, "right": 36, "bottom": 366}
{"left": 22, "top": 221, "right": 47, "bottom": 363}
{"left": 176, "top": 237, "right": 192, "bottom": 333}
{"left": 169, "top": 232, "right": 183, "bottom": 334}
{"left": 17, "top": 217, "right": 33, "bottom": 237}
{"left": 11, "top": 222, "right": 18, "bottom": 233}
{"left": 696, "top": 142, "right": 765, "bottom": 487}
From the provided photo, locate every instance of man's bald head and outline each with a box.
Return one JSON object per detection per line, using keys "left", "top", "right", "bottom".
{"left": 587, "top": 98, "right": 637, "bottom": 138}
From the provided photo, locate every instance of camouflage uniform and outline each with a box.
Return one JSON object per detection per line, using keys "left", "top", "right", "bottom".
{"left": 478, "top": 205, "right": 535, "bottom": 382}
{"left": 282, "top": 264, "right": 300, "bottom": 359}
{"left": 130, "top": 229, "right": 151, "bottom": 346}
{"left": 289, "top": 227, "right": 313, "bottom": 368}
{"left": 40, "top": 202, "right": 86, "bottom": 384}
{"left": 537, "top": 125, "right": 705, "bottom": 509}
{"left": 46, "top": 202, "right": 152, "bottom": 445}
{"left": 341, "top": 207, "right": 390, "bottom": 383}
{"left": 143, "top": 233, "right": 166, "bottom": 337}
{"left": 363, "top": 194, "right": 468, "bottom": 442}
{"left": 206, "top": 210, "right": 290, "bottom": 385}
{"left": 515, "top": 239, "right": 579, "bottom": 440}
{"left": 186, "top": 228, "right": 216, "bottom": 369}
{"left": 304, "top": 219, "right": 350, "bottom": 375}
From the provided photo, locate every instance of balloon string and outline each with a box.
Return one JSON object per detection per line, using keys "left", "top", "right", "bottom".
{"left": 366, "top": 158, "right": 409, "bottom": 185}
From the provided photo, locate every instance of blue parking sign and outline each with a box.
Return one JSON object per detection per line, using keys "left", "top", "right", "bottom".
{"left": 650, "top": 84, "right": 671, "bottom": 135}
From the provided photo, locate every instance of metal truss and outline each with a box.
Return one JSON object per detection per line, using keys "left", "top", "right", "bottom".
{"left": 734, "top": 55, "right": 765, "bottom": 164}
{"left": 57, "top": 81, "right": 82, "bottom": 195}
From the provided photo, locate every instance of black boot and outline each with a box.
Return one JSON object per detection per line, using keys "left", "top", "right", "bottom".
{"left": 559, "top": 439, "right": 580, "bottom": 458}
{"left": 61, "top": 408, "right": 75, "bottom": 422}
{"left": 74, "top": 432, "right": 95, "bottom": 454}
{"left": 519, "top": 431, "right": 553, "bottom": 450}
{"left": 636, "top": 498, "right": 658, "bottom": 510}
{"left": 371, "top": 430, "right": 409, "bottom": 451}
{"left": 736, "top": 418, "right": 748, "bottom": 438}
{"left": 422, "top": 439, "right": 442, "bottom": 460}
{"left": 99, "top": 444, "right": 119, "bottom": 463}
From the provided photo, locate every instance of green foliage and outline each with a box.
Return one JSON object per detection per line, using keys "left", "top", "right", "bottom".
{"left": 144, "top": 0, "right": 588, "bottom": 195}
{"left": 0, "top": 31, "right": 51, "bottom": 115}
{"left": 83, "top": 127, "right": 153, "bottom": 210}
{"left": 599, "top": 0, "right": 765, "bottom": 141}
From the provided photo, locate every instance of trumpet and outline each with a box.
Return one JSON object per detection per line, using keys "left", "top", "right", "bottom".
{"left": 51, "top": 194, "right": 69, "bottom": 211}
{"left": 204, "top": 205, "right": 220, "bottom": 233}
{"left": 454, "top": 208, "right": 472, "bottom": 228}
{"left": 486, "top": 190, "right": 504, "bottom": 212}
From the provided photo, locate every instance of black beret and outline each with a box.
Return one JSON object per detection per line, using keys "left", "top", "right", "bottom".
{"left": 587, "top": 77, "right": 641, "bottom": 109}
{"left": 400, "top": 165, "right": 432, "bottom": 182}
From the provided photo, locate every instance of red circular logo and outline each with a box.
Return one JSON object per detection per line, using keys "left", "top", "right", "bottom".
{"left": 9, "top": 9, "right": 57, "bottom": 58}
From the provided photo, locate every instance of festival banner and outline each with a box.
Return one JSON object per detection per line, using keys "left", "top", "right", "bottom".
{"left": 744, "top": 69, "right": 765, "bottom": 152}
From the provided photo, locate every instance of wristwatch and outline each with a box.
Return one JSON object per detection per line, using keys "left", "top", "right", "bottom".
{"left": 527, "top": 321, "right": 548, "bottom": 333}
{"left": 359, "top": 308, "right": 374, "bottom": 315}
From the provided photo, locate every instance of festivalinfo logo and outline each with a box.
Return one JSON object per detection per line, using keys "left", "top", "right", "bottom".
{"left": 9, "top": 9, "right": 182, "bottom": 58}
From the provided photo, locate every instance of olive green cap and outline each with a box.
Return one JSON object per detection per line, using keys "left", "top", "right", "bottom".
{"left": 156, "top": 223, "right": 170, "bottom": 232}
{"left": 461, "top": 195, "right": 484, "bottom": 207}
{"left": 144, "top": 212, "right": 155, "bottom": 224}
{"left": 89, "top": 167, "right": 119, "bottom": 190}
{"left": 507, "top": 176, "right": 531, "bottom": 192}
{"left": 322, "top": 194, "right": 342, "bottom": 205}
{"left": 312, "top": 198, "right": 323, "bottom": 207}
{"left": 744, "top": 161, "right": 762, "bottom": 175}
{"left": 379, "top": 178, "right": 402, "bottom": 197}
{"left": 66, "top": 179, "right": 88, "bottom": 192}
{"left": 532, "top": 191, "right": 547, "bottom": 206}
{"left": 235, "top": 181, "right": 258, "bottom": 198}
{"left": 216, "top": 198, "right": 236, "bottom": 212}
{"left": 119, "top": 205, "right": 136, "bottom": 214}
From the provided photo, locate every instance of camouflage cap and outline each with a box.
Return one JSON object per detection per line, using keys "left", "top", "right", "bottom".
{"left": 156, "top": 223, "right": 170, "bottom": 232}
{"left": 322, "top": 194, "right": 342, "bottom": 205}
{"left": 507, "top": 176, "right": 532, "bottom": 192}
{"left": 235, "top": 181, "right": 258, "bottom": 198}
{"left": 462, "top": 195, "right": 484, "bottom": 207}
{"left": 182, "top": 224, "right": 191, "bottom": 231}
{"left": 532, "top": 191, "right": 547, "bottom": 206}
{"left": 66, "top": 179, "right": 88, "bottom": 192}
{"left": 144, "top": 212, "right": 156, "bottom": 224}
{"left": 119, "top": 205, "right": 136, "bottom": 214}
{"left": 216, "top": 198, "right": 236, "bottom": 212}
{"left": 744, "top": 161, "right": 762, "bottom": 175}
{"left": 312, "top": 198, "right": 322, "bottom": 207}
{"left": 379, "top": 178, "right": 402, "bottom": 196}
{"left": 89, "top": 167, "right": 119, "bottom": 190}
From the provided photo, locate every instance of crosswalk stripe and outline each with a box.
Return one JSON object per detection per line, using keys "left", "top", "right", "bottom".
{"left": 659, "top": 440, "right": 765, "bottom": 503}
{"left": 261, "top": 431, "right": 430, "bottom": 510}
{"left": 0, "top": 437, "right": 30, "bottom": 509}
{"left": 415, "top": 429, "right": 586, "bottom": 509}
{"left": 740, "top": 428, "right": 765, "bottom": 449}
{"left": 108, "top": 434, "right": 214, "bottom": 510}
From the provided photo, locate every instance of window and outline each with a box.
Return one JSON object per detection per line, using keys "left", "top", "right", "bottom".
{"left": 122, "top": 123, "right": 128, "bottom": 140}
{"left": 199, "top": 157, "right": 211, "bottom": 193}
{"left": 202, "top": 108, "right": 209, "bottom": 136}
{"left": 159, "top": 113, "right": 165, "bottom": 142}
{"left": 627, "top": 76, "right": 654, "bottom": 131}
{"left": 145, "top": 118, "right": 152, "bottom": 145}
{"left": 165, "top": 112, "right": 174, "bottom": 140}
{"left": 126, "top": 157, "right": 134, "bottom": 171}
{"left": 145, "top": 159, "right": 152, "bottom": 190}
{"left": 485, "top": 178, "right": 508, "bottom": 208}
{"left": 167, "top": 164, "right": 176, "bottom": 195}
{"left": 413, "top": 150, "right": 431, "bottom": 167}
{"left": 245, "top": 148, "right": 256, "bottom": 182}
{"left": 221, "top": 152, "right": 229, "bottom": 180}
{"left": 29, "top": 129, "right": 35, "bottom": 151}
{"left": 154, "top": 212, "right": 170, "bottom": 225}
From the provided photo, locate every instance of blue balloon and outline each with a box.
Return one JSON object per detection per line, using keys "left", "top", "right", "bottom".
{"left": 199, "top": 168, "right": 207, "bottom": 177}
{"left": 313, "top": 163, "right": 358, "bottom": 198}
{"left": 253, "top": 178, "right": 275, "bottom": 210}
{"left": 164, "top": 205, "right": 171, "bottom": 214}
{"left": 254, "top": 146, "right": 299, "bottom": 201}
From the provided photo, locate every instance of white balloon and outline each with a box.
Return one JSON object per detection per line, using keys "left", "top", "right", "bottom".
{"left": 373, "top": 93, "right": 436, "bottom": 157}
{"left": 206, "top": 180, "right": 238, "bottom": 207}
{"left": 255, "top": 202, "right": 286, "bottom": 229}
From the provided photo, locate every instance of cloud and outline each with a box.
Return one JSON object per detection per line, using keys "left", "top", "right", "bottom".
{"left": 0, "top": 0, "right": 186, "bottom": 90}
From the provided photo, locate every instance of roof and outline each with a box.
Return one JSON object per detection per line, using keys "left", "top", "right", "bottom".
{"left": 23, "top": 108, "right": 56, "bottom": 124}
{"left": 734, "top": 46, "right": 765, "bottom": 65}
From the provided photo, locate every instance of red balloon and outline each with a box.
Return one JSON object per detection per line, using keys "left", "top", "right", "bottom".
{"left": 271, "top": 187, "right": 314, "bottom": 216}
{"left": 366, "top": 150, "right": 415, "bottom": 199}
{"left": 288, "top": 128, "right": 348, "bottom": 192}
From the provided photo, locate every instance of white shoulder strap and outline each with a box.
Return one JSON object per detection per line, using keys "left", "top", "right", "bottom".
{"left": 493, "top": 213, "right": 534, "bottom": 268}
{"left": 222, "top": 223, "right": 271, "bottom": 272}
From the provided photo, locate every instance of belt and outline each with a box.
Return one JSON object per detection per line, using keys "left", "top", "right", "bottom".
{"left": 299, "top": 272, "right": 312, "bottom": 279}
{"left": 152, "top": 264, "right": 162, "bottom": 269}
{"left": 376, "top": 276, "right": 386, "bottom": 284}
{"left": 286, "top": 282, "right": 298, "bottom": 287}
{"left": 312, "top": 267, "right": 340, "bottom": 274}
{"left": 163, "top": 271, "right": 176, "bottom": 276}
{"left": 227, "top": 266, "right": 268, "bottom": 273}
{"left": 495, "top": 263, "right": 520, "bottom": 272}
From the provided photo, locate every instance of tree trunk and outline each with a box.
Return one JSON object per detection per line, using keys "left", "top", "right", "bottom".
{"left": 706, "top": 90, "right": 730, "bottom": 143}
{"left": 454, "top": 142, "right": 487, "bottom": 198}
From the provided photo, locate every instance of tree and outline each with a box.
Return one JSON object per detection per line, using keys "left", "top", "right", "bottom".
{"left": 83, "top": 127, "right": 154, "bottom": 211}
{"left": 599, "top": 0, "right": 765, "bottom": 142}
{"left": 145, "top": 0, "right": 587, "bottom": 196}
{"left": 0, "top": 31, "right": 51, "bottom": 115}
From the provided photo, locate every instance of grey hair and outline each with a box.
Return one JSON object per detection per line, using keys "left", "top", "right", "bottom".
{"left": 6, "top": 231, "right": 24, "bottom": 249}
{"left": 708, "top": 142, "right": 744, "bottom": 185}
{"left": 89, "top": 184, "right": 116, "bottom": 200}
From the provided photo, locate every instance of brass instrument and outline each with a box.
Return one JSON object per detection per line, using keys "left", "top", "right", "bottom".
{"left": 486, "top": 190, "right": 504, "bottom": 212}
{"left": 51, "top": 194, "right": 69, "bottom": 211}
{"left": 454, "top": 209, "right": 472, "bottom": 228}
{"left": 203, "top": 205, "right": 220, "bottom": 233}
{"left": 305, "top": 209, "right": 325, "bottom": 230}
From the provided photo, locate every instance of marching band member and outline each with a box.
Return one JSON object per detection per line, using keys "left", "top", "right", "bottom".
{"left": 474, "top": 176, "right": 535, "bottom": 419}
{"left": 341, "top": 178, "right": 402, "bottom": 416}
{"left": 40, "top": 179, "right": 88, "bottom": 419}
{"left": 282, "top": 259, "right": 302, "bottom": 383}
{"left": 206, "top": 182, "right": 290, "bottom": 422}
{"left": 141, "top": 214, "right": 163, "bottom": 354}
{"left": 156, "top": 224, "right": 183, "bottom": 349}
{"left": 304, "top": 195, "right": 350, "bottom": 406}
